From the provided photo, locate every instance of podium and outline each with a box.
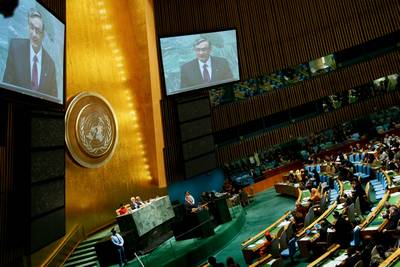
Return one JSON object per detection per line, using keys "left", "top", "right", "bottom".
{"left": 208, "top": 196, "right": 232, "bottom": 225}
{"left": 172, "top": 208, "right": 214, "bottom": 240}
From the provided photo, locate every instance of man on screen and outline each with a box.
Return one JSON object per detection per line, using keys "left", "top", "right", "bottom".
{"left": 3, "top": 8, "right": 57, "bottom": 97}
{"left": 180, "top": 38, "right": 233, "bottom": 89}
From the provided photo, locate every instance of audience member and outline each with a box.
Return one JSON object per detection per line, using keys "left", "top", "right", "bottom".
{"left": 117, "top": 204, "right": 128, "bottom": 216}
{"left": 310, "top": 188, "right": 321, "bottom": 203}
{"left": 332, "top": 211, "right": 353, "bottom": 248}
{"left": 134, "top": 196, "right": 145, "bottom": 208}
{"left": 259, "top": 231, "right": 273, "bottom": 257}
{"left": 111, "top": 228, "right": 128, "bottom": 266}
{"left": 226, "top": 256, "right": 240, "bottom": 267}
{"left": 184, "top": 191, "right": 196, "bottom": 212}
{"left": 208, "top": 256, "right": 224, "bottom": 267}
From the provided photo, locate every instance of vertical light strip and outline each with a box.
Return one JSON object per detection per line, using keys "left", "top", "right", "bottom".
{"left": 97, "top": 0, "right": 152, "bottom": 182}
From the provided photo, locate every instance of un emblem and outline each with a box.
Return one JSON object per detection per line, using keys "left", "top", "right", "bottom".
{"left": 65, "top": 92, "right": 118, "bottom": 168}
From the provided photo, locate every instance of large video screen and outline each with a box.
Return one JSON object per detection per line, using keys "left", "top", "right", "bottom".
{"left": 159, "top": 29, "right": 240, "bottom": 96}
{"left": 0, "top": 0, "right": 65, "bottom": 105}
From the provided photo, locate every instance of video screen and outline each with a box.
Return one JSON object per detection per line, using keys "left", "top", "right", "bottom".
{"left": 0, "top": 0, "right": 65, "bottom": 105}
{"left": 159, "top": 29, "right": 240, "bottom": 96}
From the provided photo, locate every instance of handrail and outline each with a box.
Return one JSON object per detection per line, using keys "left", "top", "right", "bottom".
{"left": 383, "top": 170, "right": 393, "bottom": 187}
{"left": 41, "top": 224, "right": 85, "bottom": 267}
{"left": 248, "top": 254, "right": 273, "bottom": 267}
{"left": 241, "top": 210, "right": 291, "bottom": 248}
{"left": 360, "top": 192, "right": 389, "bottom": 229}
{"left": 296, "top": 202, "right": 337, "bottom": 238}
{"left": 296, "top": 188, "right": 302, "bottom": 203}
{"left": 307, "top": 244, "right": 341, "bottom": 267}
{"left": 338, "top": 180, "right": 344, "bottom": 196}
{"left": 379, "top": 248, "right": 400, "bottom": 267}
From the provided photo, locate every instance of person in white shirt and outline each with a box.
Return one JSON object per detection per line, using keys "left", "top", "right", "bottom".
{"left": 111, "top": 228, "right": 128, "bottom": 266}
{"left": 185, "top": 191, "right": 196, "bottom": 211}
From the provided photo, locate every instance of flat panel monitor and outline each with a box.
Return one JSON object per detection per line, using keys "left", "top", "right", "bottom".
{"left": 159, "top": 29, "right": 240, "bottom": 96}
{"left": 0, "top": 0, "right": 65, "bottom": 105}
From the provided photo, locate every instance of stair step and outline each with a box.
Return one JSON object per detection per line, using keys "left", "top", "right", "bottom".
{"left": 75, "top": 240, "right": 99, "bottom": 250}
{"left": 70, "top": 246, "right": 96, "bottom": 256}
{"left": 66, "top": 251, "right": 97, "bottom": 262}
{"left": 64, "top": 261, "right": 98, "bottom": 267}
{"left": 65, "top": 260, "right": 98, "bottom": 267}
{"left": 64, "top": 255, "right": 98, "bottom": 267}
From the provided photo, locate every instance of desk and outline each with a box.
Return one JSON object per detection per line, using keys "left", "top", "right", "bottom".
{"left": 117, "top": 196, "right": 175, "bottom": 236}
{"left": 274, "top": 183, "right": 300, "bottom": 197}
{"left": 298, "top": 230, "right": 320, "bottom": 258}
{"left": 96, "top": 197, "right": 175, "bottom": 266}
{"left": 172, "top": 208, "right": 214, "bottom": 240}
{"left": 361, "top": 192, "right": 400, "bottom": 236}
{"left": 308, "top": 244, "right": 346, "bottom": 267}
{"left": 241, "top": 211, "right": 292, "bottom": 264}
{"left": 379, "top": 248, "right": 400, "bottom": 267}
{"left": 208, "top": 196, "right": 232, "bottom": 225}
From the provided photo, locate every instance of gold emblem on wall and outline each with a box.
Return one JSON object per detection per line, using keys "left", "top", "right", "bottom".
{"left": 65, "top": 92, "right": 118, "bottom": 168}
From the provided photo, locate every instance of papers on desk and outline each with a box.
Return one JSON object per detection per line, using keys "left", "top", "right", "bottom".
{"left": 278, "top": 220, "right": 291, "bottom": 228}
{"left": 344, "top": 190, "right": 353, "bottom": 195}
{"left": 393, "top": 175, "right": 400, "bottom": 181}
{"left": 391, "top": 192, "right": 400, "bottom": 197}
{"left": 322, "top": 253, "right": 348, "bottom": 267}
{"left": 256, "top": 239, "right": 264, "bottom": 245}
{"left": 365, "top": 225, "right": 380, "bottom": 230}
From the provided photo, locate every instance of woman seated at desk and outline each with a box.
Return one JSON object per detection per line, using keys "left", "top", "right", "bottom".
{"left": 116, "top": 203, "right": 128, "bottom": 216}
{"left": 310, "top": 188, "right": 321, "bottom": 204}
{"left": 293, "top": 202, "right": 308, "bottom": 227}
{"left": 259, "top": 231, "right": 273, "bottom": 257}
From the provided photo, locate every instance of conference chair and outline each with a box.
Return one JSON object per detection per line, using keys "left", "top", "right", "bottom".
{"left": 354, "top": 197, "right": 361, "bottom": 216}
{"left": 270, "top": 238, "right": 281, "bottom": 258}
{"left": 304, "top": 209, "right": 315, "bottom": 227}
{"left": 350, "top": 226, "right": 361, "bottom": 247}
{"left": 365, "top": 182, "right": 376, "bottom": 204}
{"left": 281, "top": 238, "right": 297, "bottom": 262}
{"left": 354, "top": 260, "right": 363, "bottom": 267}
{"left": 285, "top": 221, "right": 294, "bottom": 240}
{"left": 279, "top": 230, "right": 288, "bottom": 251}
{"left": 347, "top": 203, "right": 356, "bottom": 224}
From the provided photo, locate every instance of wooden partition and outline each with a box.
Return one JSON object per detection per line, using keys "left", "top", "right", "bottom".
{"left": 211, "top": 51, "right": 400, "bottom": 131}
{"left": 155, "top": 0, "right": 400, "bottom": 183}
{"left": 215, "top": 90, "right": 400, "bottom": 164}
{"left": 155, "top": 0, "right": 399, "bottom": 80}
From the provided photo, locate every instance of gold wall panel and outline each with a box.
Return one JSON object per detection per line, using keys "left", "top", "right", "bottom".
{"left": 66, "top": 0, "right": 166, "bottom": 235}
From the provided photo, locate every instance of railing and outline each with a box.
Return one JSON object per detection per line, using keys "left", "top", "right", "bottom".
{"left": 41, "top": 224, "right": 85, "bottom": 267}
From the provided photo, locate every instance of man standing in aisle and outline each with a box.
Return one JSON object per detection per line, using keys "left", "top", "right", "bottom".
{"left": 111, "top": 228, "right": 128, "bottom": 266}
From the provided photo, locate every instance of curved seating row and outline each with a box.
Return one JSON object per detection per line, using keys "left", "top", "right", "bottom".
{"left": 353, "top": 163, "right": 371, "bottom": 180}
{"left": 349, "top": 152, "right": 366, "bottom": 163}
{"left": 370, "top": 171, "right": 391, "bottom": 200}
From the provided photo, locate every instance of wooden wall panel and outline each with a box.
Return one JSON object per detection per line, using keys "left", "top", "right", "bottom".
{"left": 155, "top": 0, "right": 399, "bottom": 78}
{"left": 0, "top": 103, "right": 23, "bottom": 266}
{"left": 211, "top": 50, "right": 400, "bottom": 131}
{"left": 155, "top": 0, "right": 400, "bottom": 180}
{"left": 216, "top": 91, "right": 400, "bottom": 164}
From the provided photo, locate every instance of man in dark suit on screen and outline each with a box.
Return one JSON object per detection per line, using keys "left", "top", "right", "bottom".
{"left": 3, "top": 8, "right": 57, "bottom": 97}
{"left": 180, "top": 38, "right": 233, "bottom": 89}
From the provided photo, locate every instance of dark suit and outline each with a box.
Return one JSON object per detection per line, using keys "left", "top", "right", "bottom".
{"left": 3, "top": 38, "right": 57, "bottom": 97}
{"left": 180, "top": 56, "right": 233, "bottom": 89}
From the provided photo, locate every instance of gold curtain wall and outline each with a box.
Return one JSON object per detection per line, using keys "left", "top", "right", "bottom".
{"left": 66, "top": 0, "right": 165, "bottom": 234}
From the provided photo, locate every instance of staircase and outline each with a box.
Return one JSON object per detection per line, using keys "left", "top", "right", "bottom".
{"left": 63, "top": 238, "right": 101, "bottom": 267}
